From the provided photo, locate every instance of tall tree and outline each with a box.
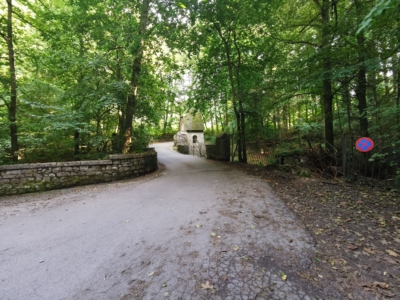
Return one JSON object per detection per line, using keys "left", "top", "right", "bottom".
{"left": 0, "top": 0, "right": 19, "bottom": 162}
{"left": 122, "top": 0, "right": 151, "bottom": 153}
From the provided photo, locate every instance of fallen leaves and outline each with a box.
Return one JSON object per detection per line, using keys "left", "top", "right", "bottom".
{"left": 228, "top": 162, "right": 400, "bottom": 299}
{"left": 362, "top": 282, "right": 396, "bottom": 298}
{"left": 233, "top": 246, "right": 239, "bottom": 251}
{"left": 385, "top": 250, "right": 399, "bottom": 257}
{"left": 380, "top": 290, "right": 396, "bottom": 298}
{"left": 385, "top": 257, "right": 399, "bottom": 265}
{"left": 363, "top": 248, "right": 376, "bottom": 255}
{"left": 347, "top": 245, "right": 359, "bottom": 251}
{"left": 201, "top": 281, "right": 214, "bottom": 290}
{"left": 314, "top": 228, "right": 324, "bottom": 235}
{"left": 280, "top": 271, "right": 287, "bottom": 281}
{"left": 373, "top": 281, "right": 389, "bottom": 289}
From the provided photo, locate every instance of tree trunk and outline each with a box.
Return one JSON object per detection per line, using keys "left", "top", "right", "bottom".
{"left": 214, "top": 102, "right": 219, "bottom": 134}
{"left": 114, "top": 49, "right": 124, "bottom": 153}
{"left": 224, "top": 90, "right": 229, "bottom": 128}
{"left": 163, "top": 101, "right": 169, "bottom": 134}
{"left": 234, "top": 29, "right": 247, "bottom": 163}
{"left": 336, "top": 95, "right": 343, "bottom": 134}
{"left": 342, "top": 78, "right": 353, "bottom": 135}
{"left": 215, "top": 23, "right": 246, "bottom": 162}
{"left": 369, "top": 71, "right": 381, "bottom": 132}
{"left": 355, "top": 0, "right": 369, "bottom": 137}
{"left": 317, "top": 0, "right": 334, "bottom": 152}
{"left": 122, "top": 0, "right": 150, "bottom": 153}
{"left": 74, "top": 130, "right": 80, "bottom": 157}
{"left": 210, "top": 108, "right": 214, "bottom": 135}
{"left": 4, "top": 0, "right": 19, "bottom": 162}
{"left": 282, "top": 105, "right": 287, "bottom": 132}
{"left": 393, "top": 54, "right": 400, "bottom": 125}
{"left": 305, "top": 102, "right": 309, "bottom": 122}
{"left": 277, "top": 108, "right": 281, "bottom": 141}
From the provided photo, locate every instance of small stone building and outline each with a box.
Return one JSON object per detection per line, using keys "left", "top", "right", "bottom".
{"left": 174, "top": 111, "right": 206, "bottom": 157}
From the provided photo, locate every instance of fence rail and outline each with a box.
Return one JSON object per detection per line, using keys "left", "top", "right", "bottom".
{"left": 341, "top": 137, "right": 399, "bottom": 189}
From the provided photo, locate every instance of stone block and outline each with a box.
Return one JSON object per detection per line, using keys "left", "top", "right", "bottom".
{"left": 57, "top": 172, "right": 70, "bottom": 177}
{"left": 87, "top": 171, "right": 102, "bottom": 176}
{"left": 21, "top": 169, "right": 36, "bottom": 175}
{"left": 1, "top": 184, "right": 12, "bottom": 190}
{"left": 5, "top": 170, "right": 21, "bottom": 175}
{"left": 2, "top": 174, "right": 17, "bottom": 179}
{"left": 56, "top": 161, "right": 81, "bottom": 167}
{"left": 81, "top": 160, "right": 112, "bottom": 166}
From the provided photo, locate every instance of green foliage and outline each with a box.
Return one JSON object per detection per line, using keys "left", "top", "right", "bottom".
{"left": 295, "top": 122, "right": 323, "bottom": 141}
{"left": 130, "top": 125, "right": 152, "bottom": 153}
{"left": 0, "top": 0, "right": 188, "bottom": 163}
{"left": 0, "top": 0, "right": 399, "bottom": 182}
{"left": 357, "top": 0, "right": 400, "bottom": 34}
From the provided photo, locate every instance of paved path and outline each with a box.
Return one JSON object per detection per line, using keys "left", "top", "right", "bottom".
{"left": 0, "top": 143, "right": 330, "bottom": 300}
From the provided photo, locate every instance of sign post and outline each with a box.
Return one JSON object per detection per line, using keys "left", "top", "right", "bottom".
{"left": 355, "top": 137, "right": 374, "bottom": 152}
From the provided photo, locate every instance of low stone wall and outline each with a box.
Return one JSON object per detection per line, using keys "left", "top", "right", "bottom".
{"left": 177, "top": 145, "right": 189, "bottom": 155}
{"left": 0, "top": 151, "right": 157, "bottom": 196}
{"left": 206, "top": 133, "right": 230, "bottom": 161}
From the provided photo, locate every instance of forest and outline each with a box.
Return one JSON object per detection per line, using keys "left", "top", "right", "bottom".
{"left": 1, "top": 0, "right": 399, "bottom": 184}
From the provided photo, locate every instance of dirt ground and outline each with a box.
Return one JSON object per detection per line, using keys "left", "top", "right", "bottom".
{"left": 1, "top": 142, "right": 399, "bottom": 299}
{"left": 228, "top": 162, "right": 400, "bottom": 300}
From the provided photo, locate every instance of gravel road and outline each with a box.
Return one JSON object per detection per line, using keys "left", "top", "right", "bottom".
{"left": 0, "top": 142, "right": 335, "bottom": 300}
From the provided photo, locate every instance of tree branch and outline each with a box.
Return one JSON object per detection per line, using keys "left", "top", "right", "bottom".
{"left": 0, "top": 30, "right": 8, "bottom": 42}
{"left": 12, "top": 7, "right": 44, "bottom": 33}
{"left": 297, "top": 12, "right": 322, "bottom": 33}
{"left": 0, "top": 95, "right": 10, "bottom": 109}
{"left": 270, "top": 34, "right": 320, "bottom": 48}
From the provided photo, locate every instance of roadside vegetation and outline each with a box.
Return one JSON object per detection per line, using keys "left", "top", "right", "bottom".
{"left": 1, "top": 1, "right": 400, "bottom": 297}
{"left": 1, "top": 0, "right": 399, "bottom": 172}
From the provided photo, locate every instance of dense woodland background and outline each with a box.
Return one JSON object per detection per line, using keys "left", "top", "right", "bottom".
{"left": 1, "top": 0, "right": 399, "bottom": 183}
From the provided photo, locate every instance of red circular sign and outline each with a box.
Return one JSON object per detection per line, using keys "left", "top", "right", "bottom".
{"left": 355, "top": 137, "right": 374, "bottom": 152}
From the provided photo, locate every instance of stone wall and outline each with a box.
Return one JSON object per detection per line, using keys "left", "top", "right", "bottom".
{"left": 177, "top": 145, "right": 189, "bottom": 155}
{"left": 0, "top": 151, "right": 157, "bottom": 196}
{"left": 206, "top": 133, "right": 230, "bottom": 161}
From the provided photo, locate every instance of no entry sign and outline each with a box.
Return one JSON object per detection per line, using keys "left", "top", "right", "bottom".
{"left": 355, "top": 137, "right": 374, "bottom": 152}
